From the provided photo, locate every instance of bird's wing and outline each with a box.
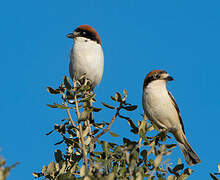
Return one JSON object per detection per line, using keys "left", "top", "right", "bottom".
{"left": 167, "top": 91, "right": 185, "bottom": 134}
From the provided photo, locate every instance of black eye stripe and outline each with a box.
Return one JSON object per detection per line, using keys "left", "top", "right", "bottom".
{"left": 75, "top": 28, "right": 100, "bottom": 44}
{"left": 143, "top": 76, "right": 156, "bottom": 87}
{"left": 158, "top": 71, "right": 167, "bottom": 75}
{"left": 143, "top": 71, "right": 168, "bottom": 87}
{"left": 154, "top": 74, "right": 160, "bottom": 78}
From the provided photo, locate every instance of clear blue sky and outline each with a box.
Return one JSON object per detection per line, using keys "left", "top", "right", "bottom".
{"left": 0, "top": 0, "right": 219, "bottom": 179}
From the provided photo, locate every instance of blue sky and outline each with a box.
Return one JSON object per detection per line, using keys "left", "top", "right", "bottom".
{"left": 0, "top": 0, "right": 219, "bottom": 179}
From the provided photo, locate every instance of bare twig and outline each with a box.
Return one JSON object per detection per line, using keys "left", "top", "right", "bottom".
{"left": 138, "top": 137, "right": 142, "bottom": 149}
{"left": 83, "top": 100, "right": 92, "bottom": 136}
{"left": 73, "top": 81, "right": 88, "bottom": 169}
{"left": 73, "top": 81, "right": 81, "bottom": 119}
{"left": 90, "top": 105, "right": 121, "bottom": 146}
{"left": 148, "top": 141, "right": 157, "bottom": 179}
{"left": 147, "top": 141, "right": 155, "bottom": 157}
{"left": 62, "top": 93, "right": 77, "bottom": 128}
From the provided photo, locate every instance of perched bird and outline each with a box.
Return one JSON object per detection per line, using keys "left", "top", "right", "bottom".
{"left": 142, "top": 70, "right": 201, "bottom": 166}
{"left": 67, "top": 25, "right": 104, "bottom": 89}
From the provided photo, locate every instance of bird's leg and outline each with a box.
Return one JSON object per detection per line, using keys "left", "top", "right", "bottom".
{"left": 159, "top": 128, "right": 172, "bottom": 139}
{"left": 160, "top": 128, "right": 168, "bottom": 135}
{"left": 155, "top": 128, "right": 168, "bottom": 143}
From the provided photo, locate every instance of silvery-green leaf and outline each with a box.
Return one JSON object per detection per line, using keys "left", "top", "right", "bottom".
{"left": 94, "top": 123, "right": 105, "bottom": 129}
{"left": 166, "top": 144, "right": 177, "bottom": 149}
{"left": 123, "top": 105, "right": 137, "bottom": 111}
{"left": 123, "top": 89, "right": 127, "bottom": 98}
{"left": 110, "top": 96, "right": 116, "bottom": 101}
{"left": 54, "top": 150, "right": 64, "bottom": 163}
{"left": 82, "top": 127, "right": 90, "bottom": 137}
{"left": 173, "top": 163, "right": 184, "bottom": 173}
{"left": 46, "top": 87, "right": 61, "bottom": 94}
{"left": 109, "top": 131, "right": 119, "bottom": 137}
{"left": 32, "top": 172, "right": 42, "bottom": 178}
{"left": 91, "top": 107, "right": 102, "bottom": 112}
{"left": 115, "top": 92, "right": 122, "bottom": 102}
{"left": 64, "top": 76, "right": 72, "bottom": 90}
{"left": 101, "top": 102, "right": 115, "bottom": 109}
{"left": 178, "top": 168, "right": 193, "bottom": 180}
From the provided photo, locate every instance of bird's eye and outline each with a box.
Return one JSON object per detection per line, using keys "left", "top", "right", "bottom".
{"left": 154, "top": 74, "right": 160, "bottom": 79}
{"left": 82, "top": 31, "right": 86, "bottom": 35}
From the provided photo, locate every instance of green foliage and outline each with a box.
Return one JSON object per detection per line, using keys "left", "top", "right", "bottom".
{"left": 0, "top": 155, "right": 18, "bottom": 180}
{"left": 33, "top": 76, "right": 194, "bottom": 179}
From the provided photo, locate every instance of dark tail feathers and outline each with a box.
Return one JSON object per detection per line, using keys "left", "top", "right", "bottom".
{"left": 177, "top": 135, "right": 201, "bottom": 166}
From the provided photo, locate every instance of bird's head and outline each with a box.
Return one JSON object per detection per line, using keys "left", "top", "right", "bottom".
{"left": 143, "top": 70, "right": 174, "bottom": 88}
{"left": 66, "top": 25, "right": 101, "bottom": 45}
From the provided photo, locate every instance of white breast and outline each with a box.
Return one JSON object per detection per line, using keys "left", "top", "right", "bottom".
{"left": 69, "top": 37, "right": 104, "bottom": 87}
{"left": 142, "top": 80, "right": 181, "bottom": 132}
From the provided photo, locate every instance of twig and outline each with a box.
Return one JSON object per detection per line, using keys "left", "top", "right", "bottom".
{"left": 148, "top": 141, "right": 156, "bottom": 179}
{"left": 73, "top": 81, "right": 88, "bottom": 169}
{"left": 138, "top": 137, "right": 142, "bottom": 149}
{"left": 83, "top": 100, "right": 92, "bottom": 136}
{"left": 62, "top": 93, "right": 77, "bottom": 128}
{"left": 147, "top": 141, "right": 155, "bottom": 157}
{"left": 90, "top": 105, "right": 121, "bottom": 146}
{"left": 73, "top": 81, "right": 81, "bottom": 119}
{"left": 64, "top": 103, "right": 76, "bottom": 127}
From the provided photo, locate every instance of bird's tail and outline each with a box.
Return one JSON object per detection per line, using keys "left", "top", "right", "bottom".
{"left": 176, "top": 133, "right": 201, "bottom": 166}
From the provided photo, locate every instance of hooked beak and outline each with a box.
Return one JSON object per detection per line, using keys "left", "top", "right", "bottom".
{"left": 66, "top": 33, "right": 76, "bottom": 39}
{"left": 166, "top": 76, "right": 174, "bottom": 81}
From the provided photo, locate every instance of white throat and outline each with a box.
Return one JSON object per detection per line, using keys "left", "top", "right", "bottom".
{"left": 74, "top": 37, "right": 100, "bottom": 47}
{"left": 145, "top": 80, "right": 167, "bottom": 92}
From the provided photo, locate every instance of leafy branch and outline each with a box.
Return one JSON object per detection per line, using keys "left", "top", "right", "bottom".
{"left": 33, "top": 76, "right": 195, "bottom": 180}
